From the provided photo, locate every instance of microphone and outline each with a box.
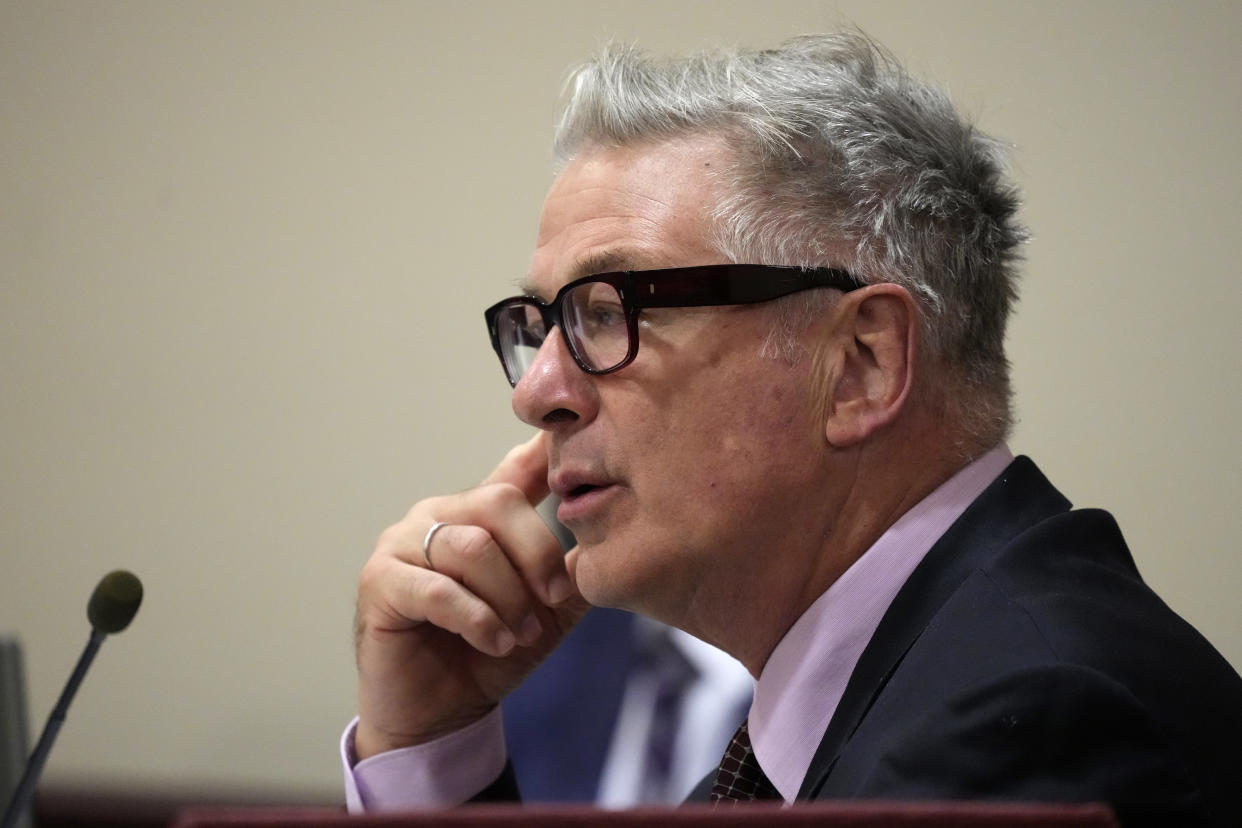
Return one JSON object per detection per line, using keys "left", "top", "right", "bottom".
{"left": 2, "top": 571, "right": 143, "bottom": 828}
{"left": 86, "top": 570, "right": 143, "bottom": 634}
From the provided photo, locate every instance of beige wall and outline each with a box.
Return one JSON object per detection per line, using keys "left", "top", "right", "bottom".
{"left": 2, "top": 0, "right": 1239, "bottom": 800}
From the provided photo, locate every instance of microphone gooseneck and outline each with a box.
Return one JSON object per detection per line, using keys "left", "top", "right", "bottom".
{"left": 1, "top": 571, "right": 143, "bottom": 828}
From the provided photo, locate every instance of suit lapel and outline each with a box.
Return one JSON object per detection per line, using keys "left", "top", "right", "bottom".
{"left": 798, "top": 457, "right": 1072, "bottom": 799}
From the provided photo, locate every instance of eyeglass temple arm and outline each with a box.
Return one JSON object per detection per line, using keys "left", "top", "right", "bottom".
{"left": 627, "top": 266, "right": 861, "bottom": 309}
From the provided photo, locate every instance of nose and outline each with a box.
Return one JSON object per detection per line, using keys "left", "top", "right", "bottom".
{"left": 511, "top": 326, "right": 599, "bottom": 430}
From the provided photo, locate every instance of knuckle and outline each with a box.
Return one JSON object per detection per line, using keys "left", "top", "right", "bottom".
{"left": 357, "top": 556, "right": 388, "bottom": 594}
{"left": 374, "top": 522, "right": 409, "bottom": 555}
{"left": 454, "top": 525, "right": 496, "bottom": 565}
{"left": 420, "top": 573, "right": 459, "bottom": 607}
{"left": 404, "top": 494, "right": 443, "bottom": 521}
{"left": 477, "top": 481, "right": 524, "bottom": 511}
{"left": 463, "top": 603, "right": 499, "bottom": 636}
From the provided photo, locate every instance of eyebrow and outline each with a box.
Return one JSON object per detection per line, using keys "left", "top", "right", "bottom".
{"left": 519, "top": 249, "right": 651, "bottom": 297}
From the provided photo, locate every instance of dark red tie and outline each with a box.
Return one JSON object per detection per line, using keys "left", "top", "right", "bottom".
{"left": 709, "top": 720, "right": 780, "bottom": 803}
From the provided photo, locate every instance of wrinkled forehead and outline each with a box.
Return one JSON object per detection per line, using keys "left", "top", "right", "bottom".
{"left": 524, "top": 137, "right": 734, "bottom": 300}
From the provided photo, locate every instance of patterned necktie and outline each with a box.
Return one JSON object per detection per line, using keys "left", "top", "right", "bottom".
{"left": 709, "top": 719, "right": 780, "bottom": 803}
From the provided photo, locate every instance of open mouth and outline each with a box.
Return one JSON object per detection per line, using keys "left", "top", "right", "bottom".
{"left": 554, "top": 477, "right": 617, "bottom": 524}
{"left": 550, "top": 469, "right": 618, "bottom": 523}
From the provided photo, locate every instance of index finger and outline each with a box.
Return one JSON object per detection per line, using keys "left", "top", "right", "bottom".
{"left": 480, "top": 432, "right": 575, "bottom": 605}
{"left": 483, "top": 432, "right": 550, "bottom": 506}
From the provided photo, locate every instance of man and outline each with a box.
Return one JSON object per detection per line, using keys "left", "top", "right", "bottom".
{"left": 343, "top": 33, "right": 1242, "bottom": 825}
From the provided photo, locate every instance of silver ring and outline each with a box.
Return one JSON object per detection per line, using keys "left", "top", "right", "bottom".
{"left": 422, "top": 521, "right": 450, "bottom": 571}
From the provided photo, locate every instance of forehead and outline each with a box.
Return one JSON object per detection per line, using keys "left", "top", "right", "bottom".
{"left": 526, "top": 136, "right": 732, "bottom": 297}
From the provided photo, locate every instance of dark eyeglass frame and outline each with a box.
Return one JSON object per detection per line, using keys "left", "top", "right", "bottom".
{"left": 484, "top": 264, "right": 864, "bottom": 386}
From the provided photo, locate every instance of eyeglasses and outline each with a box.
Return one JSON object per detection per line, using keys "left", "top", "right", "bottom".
{"left": 483, "top": 264, "right": 862, "bottom": 386}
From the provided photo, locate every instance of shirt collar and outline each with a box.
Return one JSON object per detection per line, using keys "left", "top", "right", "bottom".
{"left": 748, "top": 444, "right": 1014, "bottom": 801}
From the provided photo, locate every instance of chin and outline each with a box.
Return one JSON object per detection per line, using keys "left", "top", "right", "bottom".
{"left": 569, "top": 545, "right": 618, "bottom": 608}
{"left": 571, "top": 540, "right": 668, "bottom": 616}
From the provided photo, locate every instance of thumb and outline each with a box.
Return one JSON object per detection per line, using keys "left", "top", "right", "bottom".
{"left": 482, "top": 432, "right": 550, "bottom": 506}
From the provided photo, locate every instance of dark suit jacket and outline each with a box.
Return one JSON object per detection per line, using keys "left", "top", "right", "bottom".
{"left": 795, "top": 456, "right": 1242, "bottom": 826}
{"left": 489, "top": 458, "right": 1242, "bottom": 825}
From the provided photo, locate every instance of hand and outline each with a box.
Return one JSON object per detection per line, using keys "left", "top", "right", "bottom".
{"left": 353, "top": 433, "right": 589, "bottom": 759}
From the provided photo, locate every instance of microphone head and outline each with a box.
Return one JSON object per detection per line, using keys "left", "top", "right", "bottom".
{"left": 86, "top": 570, "right": 144, "bottom": 634}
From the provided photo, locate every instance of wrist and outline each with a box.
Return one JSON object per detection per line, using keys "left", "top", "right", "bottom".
{"left": 355, "top": 706, "right": 498, "bottom": 761}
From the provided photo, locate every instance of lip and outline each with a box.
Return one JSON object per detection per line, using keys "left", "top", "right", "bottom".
{"left": 550, "top": 469, "right": 619, "bottom": 524}
{"left": 555, "top": 484, "right": 618, "bottom": 525}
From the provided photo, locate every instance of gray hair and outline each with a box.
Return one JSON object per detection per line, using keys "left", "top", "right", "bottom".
{"left": 553, "top": 32, "right": 1026, "bottom": 454}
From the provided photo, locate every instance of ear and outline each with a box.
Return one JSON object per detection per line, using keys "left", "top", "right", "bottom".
{"left": 820, "top": 284, "right": 917, "bottom": 448}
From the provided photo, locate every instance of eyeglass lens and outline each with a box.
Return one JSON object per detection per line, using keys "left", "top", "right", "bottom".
{"left": 494, "top": 303, "right": 545, "bottom": 385}
{"left": 496, "top": 280, "right": 631, "bottom": 384}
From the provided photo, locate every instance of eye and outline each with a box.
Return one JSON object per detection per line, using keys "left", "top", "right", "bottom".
{"left": 564, "top": 281, "right": 629, "bottom": 343}
{"left": 584, "top": 299, "right": 625, "bottom": 330}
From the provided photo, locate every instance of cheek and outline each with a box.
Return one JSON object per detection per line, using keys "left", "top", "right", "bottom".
{"left": 578, "top": 374, "right": 820, "bottom": 613}
{"left": 661, "top": 378, "right": 817, "bottom": 502}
